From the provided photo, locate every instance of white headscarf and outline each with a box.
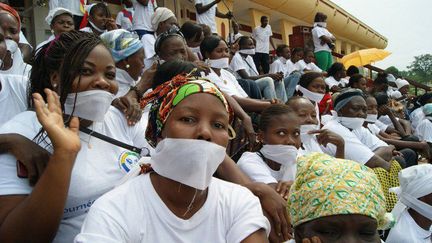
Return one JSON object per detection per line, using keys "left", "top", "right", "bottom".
{"left": 395, "top": 78, "right": 409, "bottom": 89}
{"left": 151, "top": 7, "right": 175, "bottom": 31}
{"left": 390, "top": 164, "right": 432, "bottom": 221}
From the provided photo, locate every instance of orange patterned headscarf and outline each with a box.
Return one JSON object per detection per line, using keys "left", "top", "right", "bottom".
{"left": 140, "top": 74, "right": 232, "bottom": 148}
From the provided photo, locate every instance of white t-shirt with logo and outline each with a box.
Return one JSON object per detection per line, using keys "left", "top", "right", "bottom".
{"left": 0, "top": 74, "right": 28, "bottom": 127}
{"left": 195, "top": 0, "right": 217, "bottom": 33}
{"left": 0, "top": 107, "right": 151, "bottom": 243}
{"left": 75, "top": 174, "right": 270, "bottom": 242}
{"left": 205, "top": 68, "right": 248, "bottom": 98}
{"left": 311, "top": 25, "right": 334, "bottom": 53}
{"left": 252, "top": 25, "right": 272, "bottom": 54}
{"left": 132, "top": 0, "right": 157, "bottom": 31}
{"left": 229, "top": 52, "right": 258, "bottom": 79}
{"left": 322, "top": 119, "right": 374, "bottom": 165}
{"left": 115, "top": 8, "right": 134, "bottom": 31}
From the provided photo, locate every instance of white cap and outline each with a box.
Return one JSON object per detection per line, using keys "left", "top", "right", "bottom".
{"left": 395, "top": 78, "right": 409, "bottom": 89}
{"left": 386, "top": 74, "right": 396, "bottom": 83}
{"left": 45, "top": 7, "right": 72, "bottom": 26}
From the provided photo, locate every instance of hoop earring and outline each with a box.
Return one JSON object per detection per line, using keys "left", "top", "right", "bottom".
{"left": 228, "top": 125, "right": 236, "bottom": 140}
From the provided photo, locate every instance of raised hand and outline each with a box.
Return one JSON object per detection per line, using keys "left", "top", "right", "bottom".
{"left": 112, "top": 96, "right": 142, "bottom": 126}
{"left": 33, "top": 89, "right": 81, "bottom": 154}
{"left": 311, "top": 129, "right": 344, "bottom": 147}
{"left": 256, "top": 183, "right": 292, "bottom": 242}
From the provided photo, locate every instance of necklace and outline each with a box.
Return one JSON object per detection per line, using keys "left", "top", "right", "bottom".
{"left": 182, "top": 188, "right": 198, "bottom": 217}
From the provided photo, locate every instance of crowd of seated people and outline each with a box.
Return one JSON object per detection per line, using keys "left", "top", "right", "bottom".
{"left": 0, "top": 2, "right": 431, "bottom": 242}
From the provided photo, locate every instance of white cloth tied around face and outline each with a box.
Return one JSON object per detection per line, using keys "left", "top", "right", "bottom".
{"left": 390, "top": 164, "right": 432, "bottom": 221}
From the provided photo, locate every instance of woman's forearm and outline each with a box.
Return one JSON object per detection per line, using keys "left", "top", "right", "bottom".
{"left": 233, "top": 96, "right": 270, "bottom": 113}
{"left": 0, "top": 150, "right": 77, "bottom": 242}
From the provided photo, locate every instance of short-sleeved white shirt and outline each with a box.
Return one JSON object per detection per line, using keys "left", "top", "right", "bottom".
{"left": 367, "top": 123, "right": 381, "bottom": 136}
{"left": 115, "top": 8, "right": 134, "bottom": 31}
{"left": 323, "top": 119, "right": 374, "bottom": 165}
{"left": 0, "top": 74, "right": 28, "bottom": 127}
{"left": 205, "top": 68, "right": 248, "bottom": 98}
{"left": 325, "top": 76, "right": 348, "bottom": 89}
{"left": 252, "top": 25, "right": 272, "bottom": 54}
{"left": 132, "top": 0, "right": 157, "bottom": 31}
{"left": 296, "top": 59, "right": 322, "bottom": 72}
{"left": 270, "top": 57, "right": 288, "bottom": 77}
{"left": 229, "top": 52, "right": 258, "bottom": 79}
{"left": 311, "top": 25, "right": 334, "bottom": 53}
{"left": 375, "top": 119, "right": 389, "bottom": 132}
{"left": 0, "top": 108, "right": 151, "bottom": 243}
{"left": 195, "top": 0, "right": 217, "bottom": 33}
{"left": 352, "top": 126, "right": 388, "bottom": 152}
{"left": 237, "top": 152, "right": 283, "bottom": 184}
{"left": 75, "top": 174, "right": 270, "bottom": 242}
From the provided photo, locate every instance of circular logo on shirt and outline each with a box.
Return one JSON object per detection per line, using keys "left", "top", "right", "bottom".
{"left": 118, "top": 151, "right": 140, "bottom": 173}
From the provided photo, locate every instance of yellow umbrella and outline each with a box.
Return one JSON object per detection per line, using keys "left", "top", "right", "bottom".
{"left": 341, "top": 48, "right": 391, "bottom": 68}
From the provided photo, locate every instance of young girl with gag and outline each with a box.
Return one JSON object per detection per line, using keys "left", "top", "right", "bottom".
{"left": 237, "top": 104, "right": 301, "bottom": 199}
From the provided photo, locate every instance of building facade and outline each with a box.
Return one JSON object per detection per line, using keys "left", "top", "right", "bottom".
{"left": 14, "top": 0, "right": 387, "bottom": 56}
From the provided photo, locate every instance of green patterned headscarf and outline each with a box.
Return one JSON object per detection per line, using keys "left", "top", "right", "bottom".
{"left": 140, "top": 74, "right": 231, "bottom": 148}
{"left": 288, "top": 153, "right": 392, "bottom": 229}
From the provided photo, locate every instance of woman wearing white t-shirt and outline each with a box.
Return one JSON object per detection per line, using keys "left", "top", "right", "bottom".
{"left": 324, "top": 62, "right": 348, "bottom": 92}
{"left": 37, "top": 8, "right": 74, "bottom": 51}
{"left": 0, "top": 4, "right": 31, "bottom": 76}
{"left": 237, "top": 105, "right": 300, "bottom": 200}
{"left": 365, "top": 95, "right": 427, "bottom": 163}
{"left": 286, "top": 96, "right": 344, "bottom": 159}
{"left": 75, "top": 73, "right": 269, "bottom": 242}
{"left": 296, "top": 49, "right": 324, "bottom": 73}
{"left": 311, "top": 12, "right": 335, "bottom": 71}
{"left": 322, "top": 89, "right": 391, "bottom": 170}
{"left": 269, "top": 45, "right": 302, "bottom": 99}
{"left": 100, "top": 29, "right": 145, "bottom": 99}
{"left": 201, "top": 35, "right": 273, "bottom": 112}
{"left": 0, "top": 31, "right": 151, "bottom": 242}
{"left": 229, "top": 36, "right": 285, "bottom": 102}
